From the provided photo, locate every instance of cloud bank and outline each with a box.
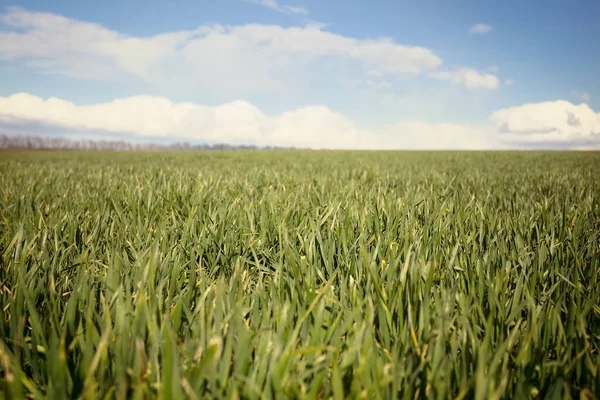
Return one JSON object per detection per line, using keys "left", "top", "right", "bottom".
{"left": 0, "top": 7, "right": 497, "bottom": 92}
{"left": 1, "top": 93, "right": 598, "bottom": 149}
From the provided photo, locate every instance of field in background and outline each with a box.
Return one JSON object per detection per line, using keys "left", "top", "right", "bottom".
{"left": 1, "top": 151, "right": 599, "bottom": 399}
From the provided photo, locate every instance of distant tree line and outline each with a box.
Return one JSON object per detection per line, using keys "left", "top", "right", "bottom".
{"left": 0, "top": 134, "right": 294, "bottom": 151}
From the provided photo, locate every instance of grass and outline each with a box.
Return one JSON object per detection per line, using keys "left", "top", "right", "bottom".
{"left": 0, "top": 150, "right": 599, "bottom": 399}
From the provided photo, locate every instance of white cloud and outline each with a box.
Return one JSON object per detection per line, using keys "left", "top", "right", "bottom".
{"left": 0, "top": 7, "right": 503, "bottom": 93}
{"left": 0, "top": 7, "right": 204, "bottom": 80}
{"left": 490, "top": 100, "right": 600, "bottom": 143}
{"left": 430, "top": 68, "right": 500, "bottom": 89}
{"left": 469, "top": 24, "right": 492, "bottom": 34}
{"left": 0, "top": 92, "right": 367, "bottom": 148}
{"left": 246, "top": 0, "right": 309, "bottom": 15}
{"left": 1, "top": 93, "right": 598, "bottom": 149}
{"left": 504, "top": 79, "right": 515, "bottom": 86}
{"left": 0, "top": 92, "right": 499, "bottom": 149}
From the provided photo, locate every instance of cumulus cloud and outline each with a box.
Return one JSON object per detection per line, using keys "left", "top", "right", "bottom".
{"left": 0, "top": 6, "right": 447, "bottom": 94}
{"left": 429, "top": 68, "right": 500, "bottom": 89}
{"left": 490, "top": 100, "right": 600, "bottom": 143}
{"left": 469, "top": 24, "right": 492, "bottom": 34}
{"left": 0, "top": 93, "right": 367, "bottom": 148}
{"left": 2, "top": 93, "right": 599, "bottom": 149}
{"left": 0, "top": 7, "right": 503, "bottom": 92}
{"left": 0, "top": 93, "right": 501, "bottom": 149}
{"left": 0, "top": 7, "right": 201, "bottom": 80}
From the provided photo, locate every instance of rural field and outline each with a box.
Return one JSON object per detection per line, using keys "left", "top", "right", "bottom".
{"left": 1, "top": 150, "right": 599, "bottom": 399}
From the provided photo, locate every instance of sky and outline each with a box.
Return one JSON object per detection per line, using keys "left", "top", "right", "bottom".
{"left": 0, "top": 0, "right": 599, "bottom": 149}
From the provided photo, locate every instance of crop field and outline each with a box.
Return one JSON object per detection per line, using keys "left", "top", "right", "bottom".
{"left": 0, "top": 150, "right": 599, "bottom": 399}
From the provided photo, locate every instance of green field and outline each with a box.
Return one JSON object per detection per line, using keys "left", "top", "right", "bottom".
{"left": 1, "top": 151, "right": 599, "bottom": 399}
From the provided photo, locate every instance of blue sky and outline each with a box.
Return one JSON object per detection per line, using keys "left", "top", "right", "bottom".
{"left": 0, "top": 0, "right": 598, "bottom": 148}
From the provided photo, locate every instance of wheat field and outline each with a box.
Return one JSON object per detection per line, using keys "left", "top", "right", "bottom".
{"left": 1, "top": 151, "right": 599, "bottom": 399}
